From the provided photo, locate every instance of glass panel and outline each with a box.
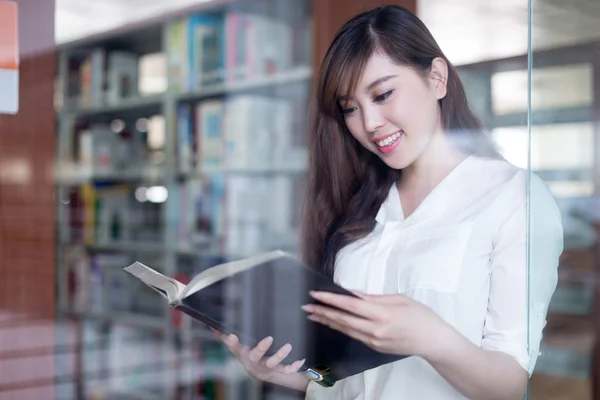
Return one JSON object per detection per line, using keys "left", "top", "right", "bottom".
{"left": 7, "top": 0, "right": 597, "bottom": 398}
{"left": 430, "top": 0, "right": 598, "bottom": 398}
{"left": 528, "top": 0, "right": 600, "bottom": 398}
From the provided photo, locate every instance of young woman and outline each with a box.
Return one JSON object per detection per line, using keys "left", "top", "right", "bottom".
{"left": 214, "top": 5, "right": 564, "bottom": 399}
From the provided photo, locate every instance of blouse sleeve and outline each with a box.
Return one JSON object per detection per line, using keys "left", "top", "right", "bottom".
{"left": 305, "top": 380, "right": 327, "bottom": 399}
{"left": 481, "top": 173, "right": 564, "bottom": 376}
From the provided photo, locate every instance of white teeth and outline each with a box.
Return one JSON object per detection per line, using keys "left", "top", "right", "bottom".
{"left": 376, "top": 132, "right": 402, "bottom": 147}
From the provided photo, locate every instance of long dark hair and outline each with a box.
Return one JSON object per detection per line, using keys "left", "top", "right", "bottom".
{"left": 300, "top": 5, "right": 501, "bottom": 277}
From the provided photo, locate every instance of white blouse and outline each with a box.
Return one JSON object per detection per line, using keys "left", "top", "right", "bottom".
{"left": 305, "top": 155, "right": 564, "bottom": 400}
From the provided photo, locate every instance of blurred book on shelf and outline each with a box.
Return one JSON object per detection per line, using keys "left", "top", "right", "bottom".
{"left": 64, "top": 183, "right": 164, "bottom": 246}
{"left": 167, "top": 9, "right": 295, "bottom": 93}
{"left": 176, "top": 94, "right": 307, "bottom": 174}
{"left": 54, "top": 3, "right": 313, "bottom": 399}
{"left": 56, "top": 6, "right": 306, "bottom": 111}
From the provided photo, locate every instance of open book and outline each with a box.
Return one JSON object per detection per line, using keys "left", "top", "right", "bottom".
{"left": 122, "top": 250, "right": 405, "bottom": 386}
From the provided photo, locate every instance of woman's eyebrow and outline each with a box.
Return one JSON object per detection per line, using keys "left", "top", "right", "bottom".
{"left": 337, "top": 75, "right": 397, "bottom": 102}
{"left": 365, "top": 75, "right": 397, "bottom": 92}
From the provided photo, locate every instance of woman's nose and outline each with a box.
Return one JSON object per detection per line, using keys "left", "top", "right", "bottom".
{"left": 362, "top": 107, "right": 384, "bottom": 133}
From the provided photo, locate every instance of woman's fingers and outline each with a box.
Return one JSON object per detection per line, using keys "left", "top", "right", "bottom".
{"left": 277, "top": 357, "right": 306, "bottom": 374}
{"left": 249, "top": 336, "right": 274, "bottom": 362}
{"left": 239, "top": 344, "right": 251, "bottom": 361}
{"left": 221, "top": 334, "right": 242, "bottom": 356}
{"left": 264, "top": 343, "right": 293, "bottom": 368}
{"left": 248, "top": 339, "right": 305, "bottom": 374}
{"left": 223, "top": 333, "right": 238, "bottom": 346}
{"left": 218, "top": 333, "right": 304, "bottom": 376}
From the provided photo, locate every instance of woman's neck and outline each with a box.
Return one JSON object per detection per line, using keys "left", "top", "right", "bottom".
{"left": 398, "top": 132, "right": 467, "bottom": 193}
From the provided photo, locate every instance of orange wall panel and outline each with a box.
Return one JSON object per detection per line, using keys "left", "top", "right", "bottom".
{"left": 0, "top": 0, "right": 55, "bottom": 397}
{"left": 0, "top": 1, "right": 18, "bottom": 70}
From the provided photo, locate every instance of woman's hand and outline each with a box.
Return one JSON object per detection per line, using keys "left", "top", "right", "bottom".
{"left": 211, "top": 329, "right": 309, "bottom": 391}
{"left": 302, "top": 292, "right": 529, "bottom": 399}
{"left": 301, "top": 291, "right": 447, "bottom": 359}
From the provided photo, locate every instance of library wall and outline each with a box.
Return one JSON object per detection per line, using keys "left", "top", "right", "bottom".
{"left": 0, "top": 0, "right": 56, "bottom": 319}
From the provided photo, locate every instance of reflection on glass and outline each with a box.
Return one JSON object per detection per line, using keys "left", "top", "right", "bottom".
{"left": 492, "top": 122, "right": 594, "bottom": 171}
{"left": 0, "top": 0, "right": 591, "bottom": 398}
{"left": 492, "top": 123, "right": 595, "bottom": 198}
{"left": 491, "top": 64, "right": 593, "bottom": 115}
{"left": 543, "top": 181, "right": 594, "bottom": 199}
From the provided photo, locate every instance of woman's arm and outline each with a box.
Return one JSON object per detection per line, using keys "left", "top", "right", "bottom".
{"left": 424, "top": 175, "right": 562, "bottom": 400}
{"left": 267, "top": 372, "right": 311, "bottom": 392}
{"left": 425, "top": 177, "right": 563, "bottom": 399}
{"left": 424, "top": 322, "right": 527, "bottom": 400}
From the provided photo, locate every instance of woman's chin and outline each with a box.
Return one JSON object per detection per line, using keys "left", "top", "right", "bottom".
{"left": 380, "top": 154, "right": 412, "bottom": 171}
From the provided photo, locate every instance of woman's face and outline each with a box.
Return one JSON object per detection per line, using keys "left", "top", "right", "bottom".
{"left": 339, "top": 52, "right": 448, "bottom": 170}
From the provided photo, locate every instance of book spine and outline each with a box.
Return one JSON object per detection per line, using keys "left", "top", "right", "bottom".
{"left": 175, "top": 302, "right": 235, "bottom": 336}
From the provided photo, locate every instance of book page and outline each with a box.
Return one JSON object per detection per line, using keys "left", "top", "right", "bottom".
{"left": 123, "top": 262, "right": 187, "bottom": 304}
{"left": 182, "top": 250, "right": 286, "bottom": 298}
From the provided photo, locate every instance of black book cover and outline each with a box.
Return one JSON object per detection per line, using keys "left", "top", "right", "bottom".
{"left": 176, "top": 256, "right": 406, "bottom": 385}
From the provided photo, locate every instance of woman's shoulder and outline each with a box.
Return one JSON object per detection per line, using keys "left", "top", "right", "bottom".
{"left": 469, "top": 155, "right": 562, "bottom": 228}
{"left": 470, "top": 155, "right": 551, "bottom": 197}
{"left": 470, "top": 155, "right": 525, "bottom": 181}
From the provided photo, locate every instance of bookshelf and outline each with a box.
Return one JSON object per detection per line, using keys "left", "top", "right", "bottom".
{"left": 54, "top": 0, "right": 313, "bottom": 398}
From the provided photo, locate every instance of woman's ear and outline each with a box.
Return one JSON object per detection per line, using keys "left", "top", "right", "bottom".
{"left": 429, "top": 57, "right": 448, "bottom": 100}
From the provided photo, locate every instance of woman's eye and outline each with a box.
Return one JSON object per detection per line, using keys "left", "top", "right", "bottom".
{"left": 341, "top": 106, "right": 357, "bottom": 115}
{"left": 374, "top": 90, "right": 393, "bottom": 103}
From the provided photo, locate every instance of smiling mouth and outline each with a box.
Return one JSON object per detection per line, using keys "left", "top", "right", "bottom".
{"left": 374, "top": 131, "right": 403, "bottom": 147}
